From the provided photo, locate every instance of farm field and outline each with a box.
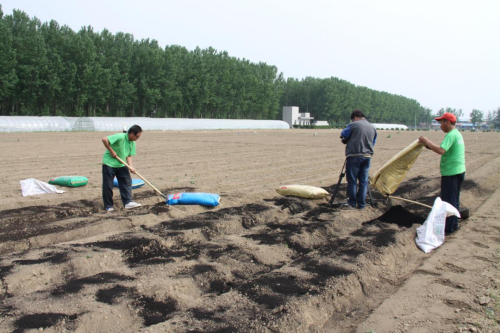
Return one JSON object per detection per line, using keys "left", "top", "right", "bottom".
{"left": 0, "top": 129, "right": 499, "bottom": 332}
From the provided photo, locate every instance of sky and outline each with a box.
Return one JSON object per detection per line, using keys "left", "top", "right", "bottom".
{"left": 2, "top": 0, "right": 499, "bottom": 118}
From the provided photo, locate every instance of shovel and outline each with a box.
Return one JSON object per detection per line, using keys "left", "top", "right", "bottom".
{"left": 115, "top": 156, "right": 168, "bottom": 202}
{"left": 329, "top": 158, "right": 375, "bottom": 208}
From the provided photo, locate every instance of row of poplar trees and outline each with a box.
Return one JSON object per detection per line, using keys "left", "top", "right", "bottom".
{"left": 0, "top": 7, "right": 432, "bottom": 124}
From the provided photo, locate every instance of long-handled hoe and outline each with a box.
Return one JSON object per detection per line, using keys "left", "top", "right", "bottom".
{"left": 115, "top": 156, "right": 169, "bottom": 203}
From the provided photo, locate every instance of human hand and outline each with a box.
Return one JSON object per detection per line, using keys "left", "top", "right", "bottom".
{"left": 418, "top": 136, "right": 428, "bottom": 145}
{"left": 418, "top": 136, "right": 432, "bottom": 149}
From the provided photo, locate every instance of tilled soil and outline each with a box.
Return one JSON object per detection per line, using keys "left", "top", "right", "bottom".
{"left": 0, "top": 129, "right": 498, "bottom": 332}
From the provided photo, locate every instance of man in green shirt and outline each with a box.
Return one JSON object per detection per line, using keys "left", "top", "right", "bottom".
{"left": 418, "top": 113, "right": 466, "bottom": 234}
{"left": 102, "top": 124, "right": 143, "bottom": 211}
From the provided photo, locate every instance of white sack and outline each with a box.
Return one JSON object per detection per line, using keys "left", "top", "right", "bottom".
{"left": 415, "top": 197, "right": 460, "bottom": 253}
{"left": 20, "top": 178, "right": 65, "bottom": 197}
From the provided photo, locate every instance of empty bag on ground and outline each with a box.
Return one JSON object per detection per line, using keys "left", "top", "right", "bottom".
{"left": 167, "top": 193, "right": 221, "bottom": 206}
{"left": 20, "top": 178, "right": 65, "bottom": 197}
{"left": 370, "top": 140, "right": 424, "bottom": 195}
{"left": 415, "top": 197, "right": 461, "bottom": 253}
{"left": 276, "top": 185, "right": 329, "bottom": 199}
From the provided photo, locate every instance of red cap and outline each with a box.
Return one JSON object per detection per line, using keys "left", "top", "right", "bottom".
{"left": 435, "top": 112, "right": 456, "bottom": 123}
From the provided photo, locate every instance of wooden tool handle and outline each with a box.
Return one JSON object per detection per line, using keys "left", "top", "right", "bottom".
{"left": 115, "top": 156, "right": 167, "bottom": 199}
{"left": 387, "top": 195, "right": 432, "bottom": 209}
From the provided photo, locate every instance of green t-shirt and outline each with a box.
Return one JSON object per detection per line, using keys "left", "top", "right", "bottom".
{"left": 440, "top": 129, "right": 465, "bottom": 176}
{"left": 102, "top": 133, "right": 136, "bottom": 168}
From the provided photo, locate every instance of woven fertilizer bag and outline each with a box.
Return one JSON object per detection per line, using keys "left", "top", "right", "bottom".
{"left": 113, "top": 178, "right": 145, "bottom": 189}
{"left": 48, "top": 176, "right": 88, "bottom": 187}
{"left": 370, "top": 140, "right": 424, "bottom": 195}
{"left": 276, "top": 185, "right": 329, "bottom": 199}
{"left": 166, "top": 193, "right": 221, "bottom": 207}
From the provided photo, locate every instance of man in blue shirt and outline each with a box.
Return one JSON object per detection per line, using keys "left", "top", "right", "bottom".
{"left": 340, "top": 109, "right": 377, "bottom": 209}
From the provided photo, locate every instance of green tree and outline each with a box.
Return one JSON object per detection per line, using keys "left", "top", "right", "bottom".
{"left": 104, "top": 31, "right": 136, "bottom": 116}
{"left": 7, "top": 10, "right": 48, "bottom": 115}
{"left": 470, "top": 109, "right": 483, "bottom": 126}
{"left": 486, "top": 110, "right": 494, "bottom": 122}
{"left": 492, "top": 107, "right": 500, "bottom": 129}
{"left": 39, "top": 20, "right": 65, "bottom": 115}
{"left": 0, "top": 6, "right": 18, "bottom": 115}
{"left": 1, "top": 5, "right": 434, "bottom": 121}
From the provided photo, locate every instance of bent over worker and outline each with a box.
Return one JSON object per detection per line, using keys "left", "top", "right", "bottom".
{"left": 418, "top": 112, "right": 465, "bottom": 234}
{"left": 102, "top": 124, "right": 143, "bottom": 211}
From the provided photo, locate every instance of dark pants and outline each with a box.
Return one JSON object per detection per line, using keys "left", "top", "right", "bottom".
{"left": 102, "top": 164, "right": 132, "bottom": 209}
{"left": 441, "top": 172, "right": 465, "bottom": 233}
{"left": 346, "top": 156, "right": 371, "bottom": 209}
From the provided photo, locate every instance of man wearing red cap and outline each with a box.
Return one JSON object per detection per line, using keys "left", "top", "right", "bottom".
{"left": 418, "top": 112, "right": 466, "bottom": 234}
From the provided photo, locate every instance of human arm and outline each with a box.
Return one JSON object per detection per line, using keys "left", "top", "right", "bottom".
{"left": 418, "top": 136, "right": 446, "bottom": 155}
{"left": 102, "top": 136, "right": 118, "bottom": 158}
{"left": 126, "top": 156, "right": 136, "bottom": 174}
{"left": 341, "top": 124, "right": 352, "bottom": 139}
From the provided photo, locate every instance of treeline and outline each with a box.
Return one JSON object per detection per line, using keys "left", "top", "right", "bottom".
{"left": 282, "top": 77, "right": 432, "bottom": 125}
{"left": 0, "top": 6, "right": 431, "bottom": 124}
{"left": 437, "top": 107, "right": 500, "bottom": 127}
{"left": 0, "top": 8, "right": 283, "bottom": 119}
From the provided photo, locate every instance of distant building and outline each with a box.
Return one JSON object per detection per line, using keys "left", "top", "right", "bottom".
{"left": 313, "top": 121, "right": 330, "bottom": 126}
{"left": 457, "top": 122, "right": 475, "bottom": 130}
{"left": 282, "top": 106, "right": 315, "bottom": 127}
{"left": 432, "top": 117, "right": 480, "bottom": 130}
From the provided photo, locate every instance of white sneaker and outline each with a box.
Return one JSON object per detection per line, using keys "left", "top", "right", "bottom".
{"left": 125, "top": 201, "right": 142, "bottom": 209}
{"left": 106, "top": 207, "right": 114, "bottom": 212}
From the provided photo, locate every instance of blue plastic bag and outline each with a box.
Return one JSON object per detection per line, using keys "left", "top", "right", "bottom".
{"left": 113, "top": 178, "right": 145, "bottom": 189}
{"left": 167, "top": 192, "right": 220, "bottom": 207}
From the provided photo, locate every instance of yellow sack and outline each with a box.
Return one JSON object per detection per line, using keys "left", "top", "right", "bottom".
{"left": 370, "top": 140, "right": 424, "bottom": 195}
{"left": 276, "top": 185, "right": 329, "bottom": 199}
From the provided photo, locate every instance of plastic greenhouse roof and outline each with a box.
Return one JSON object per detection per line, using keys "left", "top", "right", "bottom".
{"left": 372, "top": 123, "right": 408, "bottom": 129}
{"left": 0, "top": 116, "right": 290, "bottom": 132}
{"left": 0, "top": 116, "right": 72, "bottom": 132}
{"left": 73, "top": 117, "right": 290, "bottom": 132}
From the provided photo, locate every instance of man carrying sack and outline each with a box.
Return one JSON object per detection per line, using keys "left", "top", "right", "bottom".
{"left": 418, "top": 113, "right": 466, "bottom": 235}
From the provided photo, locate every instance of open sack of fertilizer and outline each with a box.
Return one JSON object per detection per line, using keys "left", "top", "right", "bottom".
{"left": 370, "top": 139, "right": 424, "bottom": 195}
{"left": 49, "top": 176, "right": 88, "bottom": 187}
{"left": 276, "top": 185, "right": 329, "bottom": 199}
{"left": 166, "top": 193, "right": 221, "bottom": 207}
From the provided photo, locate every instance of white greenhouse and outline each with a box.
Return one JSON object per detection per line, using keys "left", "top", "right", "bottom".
{"left": 63, "top": 117, "right": 79, "bottom": 130}
{"left": 372, "top": 123, "right": 408, "bottom": 130}
{"left": 0, "top": 116, "right": 290, "bottom": 132}
{"left": 72, "top": 117, "right": 290, "bottom": 132}
{"left": 0, "top": 116, "right": 72, "bottom": 132}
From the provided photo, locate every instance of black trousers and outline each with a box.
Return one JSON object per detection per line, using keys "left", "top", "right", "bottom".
{"left": 102, "top": 164, "right": 132, "bottom": 209}
{"left": 441, "top": 172, "right": 465, "bottom": 233}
